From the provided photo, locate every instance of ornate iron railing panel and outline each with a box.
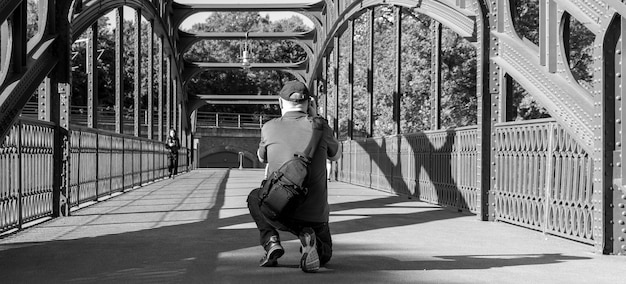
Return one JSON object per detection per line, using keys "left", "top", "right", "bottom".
{"left": 0, "top": 119, "right": 55, "bottom": 232}
{"left": 494, "top": 119, "right": 594, "bottom": 244}
{"left": 0, "top": 123, "right": 20, "bottom": 232}
{"left": 20, "top": 121, "right": 55, "bottom": 223}
{"left": 338, "top": 126, "right": 479, "bottom": 213}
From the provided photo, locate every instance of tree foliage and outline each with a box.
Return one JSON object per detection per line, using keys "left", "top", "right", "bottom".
{"left": 183, "top": 12, "right": 311, "bottom": 114}
{"left": 328, "top": 6, "right": 478, "bottom": 138}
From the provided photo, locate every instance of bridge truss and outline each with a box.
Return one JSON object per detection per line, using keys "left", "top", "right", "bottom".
{"left": 0, "top": 0, "right": 625, "bottom": 255}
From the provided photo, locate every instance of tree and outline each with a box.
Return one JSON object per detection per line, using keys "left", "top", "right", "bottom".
{"left": 183, "top": 12, "right": 310, "bottom": 114}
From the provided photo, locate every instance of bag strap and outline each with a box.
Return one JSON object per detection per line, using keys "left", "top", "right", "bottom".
{"left": 294, "top": 117, "right": 325, "bottom": 161}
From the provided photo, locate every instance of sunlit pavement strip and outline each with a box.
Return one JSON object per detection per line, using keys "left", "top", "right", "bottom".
{"left": 0, "top": 169, "right": 625, "bottom": 283}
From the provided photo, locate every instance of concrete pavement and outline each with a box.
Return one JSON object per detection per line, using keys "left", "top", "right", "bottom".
{"left": 0, "top": 168, "right": 624, "bottom": 283}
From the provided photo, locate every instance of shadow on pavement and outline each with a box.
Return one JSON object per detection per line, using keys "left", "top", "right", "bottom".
{"left": 0, "top": 169, "right": 591, "bottom": 283}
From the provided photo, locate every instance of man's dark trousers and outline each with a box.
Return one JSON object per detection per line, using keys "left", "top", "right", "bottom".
{"left": 247, "top": 187, "right": 332, "bottom": 265}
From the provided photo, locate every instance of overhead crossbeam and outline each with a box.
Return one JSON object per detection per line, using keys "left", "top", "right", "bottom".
{"left": 178, "top": 30, "right": 316, "bottom": 59}
{"left": 183, "top": 61, "right": 308, "bottom": 85}
{"left": 197, "top": 94, "right": 280, "bottom": 105}
{"left": 172, "top": 1, "right": 325, "bottom": 30}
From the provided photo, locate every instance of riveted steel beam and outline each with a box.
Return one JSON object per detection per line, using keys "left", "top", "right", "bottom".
{"left": 147, "top": 21, "right": 154, "bottom": 140}
{"left": 166, "top": 57, "right": 172, "bottom": 132}
{"left": 182, "top": 61, "right": 308, "bottom": 86}
{"left": 431, "top": 21, "right": 442, "bottom": 130}
{"left": 178, "top": 30, "right": 316, "bottom": 60}
{"left": 394, "top": 6, "right": 402, "bottom": 135}
{"left": 158, "top": 36, "right": 164, "bottom": 141}
{"left": 196, "top": 94, "right": 280, "bottom": 105}
{"left": 134, "top": 9, "right": 142, "bottom": 137}
{"left": 87, "top": 23, "right": 99, "bottom": 129}
{"left": 367, "top": 8, "right": 374, "bottom": 137}
{"left": 115, "top": 7, "right": 124, "bottom": 134}
{"left": 333, "top": 35, "right": 339, "bottom": 138}
{"left": 171, "top": 1, "right": 325, "bottom": 30}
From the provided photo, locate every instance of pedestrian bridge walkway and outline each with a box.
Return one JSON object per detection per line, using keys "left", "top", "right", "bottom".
{"left": 0, "top": 169, "right": 623, "bottom": 283}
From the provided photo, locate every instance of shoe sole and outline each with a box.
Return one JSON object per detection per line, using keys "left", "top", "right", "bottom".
{"left": 260, "top": 246, "right": 284, "bottom": 267}
{"left": 300, "top": 232, "right": 320, "bottom": 272}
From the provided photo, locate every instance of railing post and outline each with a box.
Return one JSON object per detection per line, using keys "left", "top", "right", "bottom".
{"left": 543, "top": 123, "right": 555, "bottom": 234}
{"left": 216, "top": 113, "right": 219, "bottom": 128}
{"left": 17, "top": 120, "right": 22, "bottom": 229}
{"left": 238, "top": 114, "right": 241, "bottom": 128}
{"left": 95, "top": 132, "right": 99, "bottom": 200}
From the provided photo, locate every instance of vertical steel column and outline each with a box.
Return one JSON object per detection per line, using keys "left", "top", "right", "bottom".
{"left": 87, "top": 23, "right": 98, "bottom": 129}
{"left": 546, "top": 0, "right": 557, "bottom": 73}
{"left": 147, "top": 21, "right": 154, "bottom": 140}
{"left": 393, "top": 6, "right": 402, "bottom": 135}
{"left": 597, "top": 16, "right": 622, "bottom": 255}
{"left": 323, "top": 55, "right": 328, "bottom": 117}
{"left": 348, "top": 19, "right": 354, "bottom": 140}
{"left": 158, "top": 37, "right": 164, "bottom": 141}
{"left": 115, "top": 7, "right": 124, "bottom": 134}
{"left": 539, "top": 0, "right": 548, "bottom": 66}
{"left": 617, "top": 17, "right": 626, "bottom": 256}
{"left": 368, "top": 8, "right": 374, "bottom": 137}
{"left": 52, "top": 0, "right": 72, "bottom": 217}
{"left": 134, "top": 10, "right": 142, "bottom": 137}
{"left": 333, "top": 36, "right": 340, "bottom": 138}
{"left": 166, "top": 57, "right": 172, "bottom": 132}
{"left": 481, "top": 0, "right": 497, "bottom": 221}
{"left": 172, "top": 82, "right": 177, "bottom": 133}
{"left": 114, "top": 7, "right": 125, "bottom": 189}
{"left": 178, "top": 102, "right": 183, "bottom": 140}
{"left": 86, "top": 22, "right": 99, "bottom": 199}
{"left": 431, "top": 21, "right": 442, "bottom": 130}
{"left": 174, "top": 79, "right": 183, "bottom": 134}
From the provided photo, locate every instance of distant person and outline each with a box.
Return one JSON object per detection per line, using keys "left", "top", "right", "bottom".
{"left": 165, "top": 128, "right": 180, "bottom": 178}
{"left": 247, "top": 80, "right": 342, "bottom": 272}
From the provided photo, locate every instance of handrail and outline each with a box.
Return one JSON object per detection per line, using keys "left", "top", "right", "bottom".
{"left": 0, "top": 118, "right": 189, "bottom": 235}
{"left": 196, "top": 111, "right": 280, "bottom": 129}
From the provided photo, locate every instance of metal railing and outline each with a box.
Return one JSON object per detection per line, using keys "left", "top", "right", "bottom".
{"left": 196, "top": 111, "right": 280, "bottom": 129}
{"left": 494, "top": 119, "right": 594, "bottom": 245}
{"left": 338, "top": 119, "right": 594, "bottom": 245}
{"left": 338, "top": 126, "right": 480, "bottom": 213}
{"left": 0, "top": 119, "right": 55, "bottom": 232}
{"left": 0, "top": 118, "right": 188, "bottom": 234}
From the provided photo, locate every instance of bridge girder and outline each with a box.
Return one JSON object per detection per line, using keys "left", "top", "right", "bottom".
{"left": 177, "top": 30, "right": 316, "bottom": 63}
{"left": 171, "top": 1, "right": 325, "bottom": 31}
{"left": 182, "top": 61, "right": 308, "bottom": 87}
{"left": 2, "top": 0, "right": 626, "bottom": 256}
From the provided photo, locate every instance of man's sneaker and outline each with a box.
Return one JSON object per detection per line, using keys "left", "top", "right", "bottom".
{"left": 299, "top": 228, "right": 320, "bottom": 272}
{"left": 259, "top": 236, "right": 284, "bottom": 267}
